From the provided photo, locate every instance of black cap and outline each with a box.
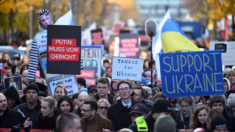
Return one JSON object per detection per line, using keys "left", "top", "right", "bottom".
{"left": 151, "top": 99, "right": 173, "bottom": 115}
{"left": 0, "top": 84, "right": 5, "bottom": 90}
{"left": 88, "top": 85, "right": 97, "bottom": 93}
{"left": 39, "top": 90, "right": 46, "bottom": 97}
{"left": 77, "top": 77, "right": 86, "bottom": 87}
{"left": 26, "top": 84, "right": 39, "bottom": 95}
{"left": 129, "top": 103, "right": 148, "bottom": 114}
{"left": 210, "top": 115, "right": 227, "bottom": 131}
{"left": 35, "top": 82, "right": 48, "bottom": 94}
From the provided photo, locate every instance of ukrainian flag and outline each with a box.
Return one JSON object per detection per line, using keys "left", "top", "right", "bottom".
{"left": 161, "top": 19, "right": 200, "bottom": 53}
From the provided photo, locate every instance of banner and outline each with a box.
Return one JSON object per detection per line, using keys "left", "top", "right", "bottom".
{"left": 4, "top": 76, "right": 22, "bottom": 91}
{"left": 160, "top": 50, "right": 224, "bottom": 97}
{"left": 209, "top": 42, "right": 235, "bottom": 65}
{"left": 112, "top": 57, "right": 143, "bottom": 81}
{"left": 46, "top": 74, "right": 79, "bottom": 96}
{"left": 91, "top": 29, "right": 104, "bottom": 45}
{"left": 119, "top": 34, "right": 140, "bottom": 58}
{"left": 76, "top": 46, "right": 102, "bottom": 86}
{"left": 47, "top": 25, "right": 81, "bottom": 74}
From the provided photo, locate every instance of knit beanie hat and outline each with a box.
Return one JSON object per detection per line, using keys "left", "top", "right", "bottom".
{"left": 227, "top": 93, "right": 235, "bottom": 106}
{"left": 77, "top": 77, "right": 86, "bottom": 87}
{"left": 26, "top": 84, "right": 39, "bottom": 95}
{"left": 154, "top": 115, "right": 176, "bottom": 132}
{"left": 151, "top": 99, "right": 173, "bottom": 115}
{"left": 4, "top": 86, "right": 20, "bottom": 103}
{"left": 210, "top": 115, "right": 227, "bottom": 132}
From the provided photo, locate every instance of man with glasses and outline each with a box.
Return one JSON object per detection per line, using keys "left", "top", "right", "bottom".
{"left": 73, "top": 92, "right": 89, "bottom": 118}
{"left": 14, "top": 84, "right": 41, "bottom": 127}
{"left": 107, "top": 80, "right": 138, "bottom": 131}
{"left": 80, "top": 99, "right": 114, "bottom": 132}
{"left": 94, "top": 77, "right": 113, "bottom": 105}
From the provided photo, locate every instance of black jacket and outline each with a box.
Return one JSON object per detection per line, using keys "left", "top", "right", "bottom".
{"left": 33, "top": 108, "right": 61, "bottom": 130}
{"left": 223, "top": 107, "right": 235, "bottom": 132}
{"left": 94, "top": 93, "right": 113, "bottom": 105}
{"left": 4, "top": 86, "right": 21, "bottom": 108}
{"left": 0, "top": 107, "right": 25, "bottom": 128}
{"left": 13, "top": 100, "right": 41, "bottom": 123}
{"left": 107, "top": 99, "right": 138, "bottom": 131}
{"left": 72, "top": 108, "right": 82, "bottom": 118}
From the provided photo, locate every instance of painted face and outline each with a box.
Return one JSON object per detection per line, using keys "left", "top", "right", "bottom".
{"left": 197, "top": 109, "right": 208, "bottom": 124}
{"left": 98, "top": 102, "right": 108, "bottom": 117}
{"left": 60, "top": 101, "right": 71, "bottom": 113}
{"left": 41, "top": 100, "right": 54, "bottom": 117}
{"left": 39, "top": 15, "right": 52, "bottom": 29}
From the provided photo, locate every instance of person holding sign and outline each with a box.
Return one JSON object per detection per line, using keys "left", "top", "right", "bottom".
{"left": 27, "top": 9, "right": 53, "bottom": 81}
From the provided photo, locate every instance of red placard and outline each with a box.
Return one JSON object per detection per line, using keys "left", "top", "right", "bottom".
{"left": 85, "top": 79, "right": 96, "bottom": 85}
{"left": 49, "top": 53, "right": 79, "bottom": 61}
{"left": 52, "top": 39, "right": 76, "bottom": 47}
{"left": 121, "top": 38, "right": 137, "bottom": 44}
{"left": 48, "top": 46, "right": 80, "bottom": 53}
{"left": 76, "top": 70, "right": 95, "bottom": 78}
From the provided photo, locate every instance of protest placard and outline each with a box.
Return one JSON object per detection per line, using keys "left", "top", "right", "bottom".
{"left": 91, "top": 29, "right": 104, "bottom": 45}
{"left": 76, "top": 46, "right": 102, "bottom": 86}
{"left": 46, "top": 74, "right": 79, "bottom": 96}
{"left": 47, "top": 25, "right": 81, "bottom": 74}
{"left": 209, "top": 41, "right": 235, "bottom": 65}
{"left": 119, "top": 34, "right": 140, "bottom": 58}
{"left": 159, "top": 50, "right": 224, "bottom": 98}
{"left": 0, "top": 63, "right": 2, "bottom": 83}
{"left": 4, "top": 76, "right": 22, "bottom": 91}
{"left": 112, "top": 57, "right": 143, "bottom": 81}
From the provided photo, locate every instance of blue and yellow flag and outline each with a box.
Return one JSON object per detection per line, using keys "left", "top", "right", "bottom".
{"left": 161, "top": 19, "right": 200, "bottom": 53}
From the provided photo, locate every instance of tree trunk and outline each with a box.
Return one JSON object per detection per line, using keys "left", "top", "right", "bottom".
{"left": 8, "top": 9, "right": 14, "bottom": 44}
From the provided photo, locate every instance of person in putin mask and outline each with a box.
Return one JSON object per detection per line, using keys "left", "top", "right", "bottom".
{"left": 0, "top": 93, "right": 24, "bottom": 128}
{"left": 14, "top": 84, "right": 41, "bottom": 127}
{"left": 107, "top": 80, "right": 138, "bottom": 131}
{"left": 33, "top": 96, "right": 60, "bottom": 130}
{"left": 94, "top": 77, "right": 113, "bottom": 105}
{"left": 80, "top": 99, "right": 114, "bottom": 132}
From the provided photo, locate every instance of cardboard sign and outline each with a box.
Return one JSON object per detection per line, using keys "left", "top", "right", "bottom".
{"left": 46, "top": 75, "right": 79, "bottom": 96}
{"left": 0, "top": 63, "right": 2, "bottom": 83}
{"left": 209, "top": 42, "right": 235, "bottom": 65}
{"left": 112, "top": 57, "right": 143, "bottom": 81}
{"left": 119, "top": 34, "right": 140, "bottom": 58}
{"left": 138, "top": 30, "right": 149, "bottom": 46}
{"left": 76, "top": 46, "right": 102, "bottom": 86}
{"left": 91, "top": 29, "right": 104, "bottom": 45}
{"left": 160, "top": 50, "right": 224, "bottom": 98}
{"left": 4, "top": 76, "right": 22, "bottom": 91}
{"left": 47, "top": 25, "right": 81, "bottom": 74}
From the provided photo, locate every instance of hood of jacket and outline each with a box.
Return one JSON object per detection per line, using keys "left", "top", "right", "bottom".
{"left": 223, "top": 78, "right": 231, "bottom": 91}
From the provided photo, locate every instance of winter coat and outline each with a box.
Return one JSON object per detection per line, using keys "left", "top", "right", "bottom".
{"left": 13, "top": 100, "right": 41, "bottom": 123}
{"left": 80, "top": 113, "right": 114, "bottom": 131}
{"left": 4, "top": 86, "right": 21, "bottom": 108}
{"left": 32, "top": 108, "right": 61, "bottom": 130}
{"left": 107, "top": 99, "right": 138, "bottom": 131}
{"left": 223, "top": 107, "right": 235, "bottom": 132}
{"left": 94, "top": 93, "right": 113, "bottom": 105}
{"left": 0, "top": 107, "right": 24, "bottom": 128}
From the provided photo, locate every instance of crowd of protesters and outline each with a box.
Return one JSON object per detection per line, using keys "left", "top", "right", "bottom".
{"left": 0, "top": 50, "right": 235, "bottom": 132}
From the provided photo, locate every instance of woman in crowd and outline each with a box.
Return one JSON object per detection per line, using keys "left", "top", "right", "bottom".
{"left": 113, "top": 94, "right": 121, "bottom": 105}
{"left": 57, "top": 96, "right": 74, "bottom": 113}
{"left": 20, "top": 55, "right": 29, "bottom": 66}
{"left": 190, "top": 105, "right": 210, "bottom": 130}
{"left": 53, "top": 86, "right": 68, "bottom": 101}
{"left": 72, "top": 93, "right": 79, "bottom": 110}
{"left": 19, "top": 64, "right": 29, "bottom": 75}
{"left": 33, "top": 97, "right": 61, "bottom": 130}
{"left": 97, "top": 99, "right": 111, "bottom": 117}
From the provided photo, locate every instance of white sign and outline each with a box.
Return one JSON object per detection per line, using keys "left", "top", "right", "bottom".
{"left": 112, "top": 57, "right": 143, "bottom": 81}
{"left": 47, "top": 75, "right": 79, "bottom": 96}
{"left": 210, "top": 42, "right": 235, "bottom": 65}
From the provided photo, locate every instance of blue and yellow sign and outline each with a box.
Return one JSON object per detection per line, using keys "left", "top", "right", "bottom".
{"left": 160, "top": 50, "right": 224, "bottom": 97}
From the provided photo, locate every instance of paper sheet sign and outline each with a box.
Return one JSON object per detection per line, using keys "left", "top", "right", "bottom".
{"left": 112, "top": 57, "right": 143, "bottom": 81}
{"left": 160, "top": 50, "right": 224, "bottom": 98}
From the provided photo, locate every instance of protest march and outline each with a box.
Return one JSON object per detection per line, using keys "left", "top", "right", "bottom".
{"left": 1, "top": 1, "right": 235, "bottom": 132}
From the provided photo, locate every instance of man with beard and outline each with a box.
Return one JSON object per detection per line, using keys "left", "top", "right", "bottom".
{"left": 0, "top": 93, "right": 24, "bottom": 128}
{"left": 14, "top": 84, "right": 41, "bottom": 127}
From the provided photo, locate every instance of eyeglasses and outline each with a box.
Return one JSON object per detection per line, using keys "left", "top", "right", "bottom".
{"left": 99, "top": 107, "right": 108, "bottom": 110}
{"left": 60, "top": 104, "right": 70, "bottom": 108}
{"left": 80, "top": 109, "right": 92, "bottom": 112}
{"left": 119, "top": 87, "right": 130, "bottom": 92}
